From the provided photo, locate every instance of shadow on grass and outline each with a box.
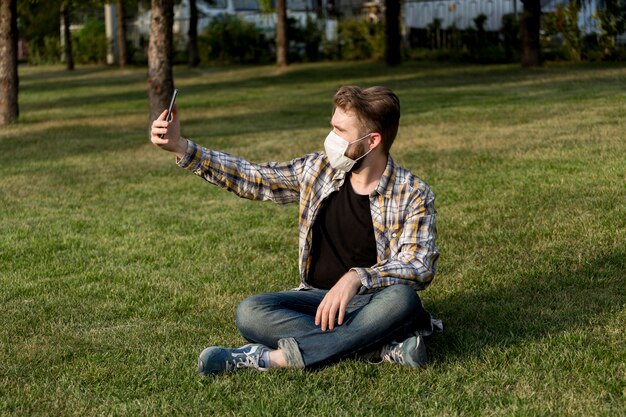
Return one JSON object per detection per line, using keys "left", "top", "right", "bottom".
{"left": 0, "top": 104, "right": 329, "bottom": 169}
{"left": 19, "top": 62, "right": 625, "bottom": 120}
{"left": 428, "top": 250, "right": 625, "bottom": 362}
{"left": 7, "top": 62, "right": 624, "bottom": 172}
{"left": 0, "top": 123, "right": 149, "bottom": 169}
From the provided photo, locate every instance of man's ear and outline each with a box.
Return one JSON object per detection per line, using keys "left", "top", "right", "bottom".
{"left": 369, "top": 132, "right": 383, "bottom": 150}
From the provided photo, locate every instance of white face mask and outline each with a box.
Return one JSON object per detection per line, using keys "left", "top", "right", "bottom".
{"left": 324, "top": 130, "right": 372, "bottom": 172}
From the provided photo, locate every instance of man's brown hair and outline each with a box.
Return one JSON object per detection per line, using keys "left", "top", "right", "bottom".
{"left": 333, "top": 86, "right": 401, "bottom": 154}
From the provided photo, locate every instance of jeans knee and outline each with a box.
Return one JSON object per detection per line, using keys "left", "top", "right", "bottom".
{"left": 387, "top": 284, "right": 421, "bottom": 306}
{"left": 235, "top": 296, "right": 257, "bottom": 335}
{"left": 378, "top": 285, "right": 424, "bottom": 320}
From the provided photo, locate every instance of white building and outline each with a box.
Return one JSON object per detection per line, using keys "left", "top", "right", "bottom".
{"left": 103, "top": 0, "right": 617, "bottom": 60}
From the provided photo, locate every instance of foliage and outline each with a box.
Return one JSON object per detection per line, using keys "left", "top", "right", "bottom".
{"left": 542, "top": 2, "right": 582, "bottom": 61}
{"left": 286, "top": 16, "right": 323, "bottom": 62}
{"left": 427, "top": 18, "right": 444, "bottom": 49}
{"left": 408, "top": 14, "right": 510, "bottom": 64}
{"left": 335, "top": 17, "right": 385, "bottom": 61}
{"left": 594, "top": 0, "right": 626, "bottom": 60}
{"left": 71, "top": 19, "right": 107, "bottom": 65}
{"left": 198, "top": 15, "right": 272, "bottom": 64}
{"left": 17, "top": 0, "right": 60, "bottom": 42}
{"left": 25, "top": 36, "right": 62, "bottom": 65}
{"left": 502, "top": 12, "right": 521, "bottom": 61}
{"left": 17, "top": 0, "right": 62, "bottom": 64}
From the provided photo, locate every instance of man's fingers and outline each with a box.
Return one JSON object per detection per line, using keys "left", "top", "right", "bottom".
{"left": 316, "top": 298, "right": 333, "bottom": 331}
{"left": 321, "top": 304, "right": 330, "bottom": 331}
{"left": 337, "top": 302, "right": 347, "bottom": 326}
{"left": 151, "top": 119, "right": 169, "bottom": 132}
{"left": 158, "top": 109, "right": 168, "bottom": 121}
{"left": 315, "top": 300, "right": 324, "bottom": 327}
{"left": 327, "top": 303, "right": 339, "bottom": 330}
{"left": 153, "top": 127, "right": 168, "bottom": 136}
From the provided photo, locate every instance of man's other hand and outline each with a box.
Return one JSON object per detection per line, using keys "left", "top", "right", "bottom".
{"left": 150, "top": 105, "right": 186, "bottom": 157}
{"left": 315, "top": 271, "right": 362, "bottom": 331}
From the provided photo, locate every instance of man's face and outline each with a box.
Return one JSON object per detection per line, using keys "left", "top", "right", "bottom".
{"left": 330, "top": 107, "right": 368, "bottom": 160}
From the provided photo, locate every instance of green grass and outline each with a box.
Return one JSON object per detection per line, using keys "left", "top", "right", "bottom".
{"left": 1, "top": 61, "right": 625, "bottom": 416}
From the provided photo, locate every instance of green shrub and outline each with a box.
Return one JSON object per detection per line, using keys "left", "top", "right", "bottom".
{"left": 595, "top": 0, "right": 626, "bottom": 60}
{"left": 501, "top": 13, "right": 521, "bottom": 61}
{"left": 198, "top": 15, "right": 272, "bottom": 64}
{"left": 72, "top": 19, "right": 107, "bottom": 65}
{"left": 408, "top": 15, "right": 509, "bottom": 64}
{"left": 287, "top": 17, "right": 323, "bottom": 62}
{"left": 336, "top": 17, "right": 385, "bottom": 61}
{"left": 427, "top": 18, "right": 443, "bottom": 49}
{"left": 27, "top": 35, "right": 61, "bottom": 65}
{"left": 541, "top": 3, "right": 582, "bottom": 61}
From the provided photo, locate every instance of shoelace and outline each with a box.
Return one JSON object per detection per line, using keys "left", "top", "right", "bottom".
{"left": 380, "top": 342, "right": 405, "bottom": 365}
{"left": 234, "top": 354, "right": 261, "bottom": 370}
{"left": 225, "top": 347, "right": 263, "bottom": 371}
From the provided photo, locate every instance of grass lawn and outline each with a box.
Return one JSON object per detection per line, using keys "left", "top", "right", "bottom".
{"left": 0, "top": 60, "right": 624, "bottom": 416}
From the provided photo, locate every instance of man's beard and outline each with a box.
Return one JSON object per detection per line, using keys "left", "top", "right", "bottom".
{"left": 348, "top": 140, "right": 369, "bottom": 172}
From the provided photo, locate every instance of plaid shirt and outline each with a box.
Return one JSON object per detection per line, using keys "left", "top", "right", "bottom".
{"left": 177, "top": 140, "right": 439, "bottom": 291}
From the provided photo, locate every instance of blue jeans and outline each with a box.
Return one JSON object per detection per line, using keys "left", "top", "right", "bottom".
{"left": 235, "top": 285, "right": 430, "bottom": 368}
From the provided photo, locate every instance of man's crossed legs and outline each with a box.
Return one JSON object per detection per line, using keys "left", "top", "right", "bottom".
{"left": 198, "top": 285, "right": 431, "bottom": 375}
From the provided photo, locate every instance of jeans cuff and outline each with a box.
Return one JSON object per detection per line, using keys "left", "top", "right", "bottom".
{"left": 278, "top": 337, "right": 305, "bottom": 369}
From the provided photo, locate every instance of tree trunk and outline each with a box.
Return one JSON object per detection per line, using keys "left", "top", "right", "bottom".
{"left": 521, "top": 0, "right": 542, "bottom": 67}
{"left": 61, "top": 1, "right": 74, "bottom": 71}
{"left": 276, "top": 0, "right": 287, "bottom": 67}
{"left": 116, "top": 0, "right": 127, "bottom": 68}
{"left": 385, "top": 0, "right": 401, "bottom": 66}
{"left": 188, "top": 0, "right": 199, "bottom": 67}
{"left": 148, "top": 0, "right": 174, "bottom": 124}
{"left": 0, "top": 0, "right": 19, "bottom": 125}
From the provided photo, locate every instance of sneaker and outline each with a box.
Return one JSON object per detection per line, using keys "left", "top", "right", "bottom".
{"left": 378, "top": 334, "right": 427, "bottom": 368}
{"left": 197, "top": 343, "right": 270, "bottom": 376}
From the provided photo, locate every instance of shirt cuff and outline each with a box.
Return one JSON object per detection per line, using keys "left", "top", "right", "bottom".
{"left": 351, "top": 267, "right": 374, "bottom": 289}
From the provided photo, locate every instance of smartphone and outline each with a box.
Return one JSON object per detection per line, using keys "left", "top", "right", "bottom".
{"left": 160, "top": 88, "right": 178, "bottom": 138}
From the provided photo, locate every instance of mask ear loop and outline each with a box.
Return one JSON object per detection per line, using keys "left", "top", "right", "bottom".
{"left": 344, "top": 134, "right": 374, "bottom": 169}
{"left": 344, "top": 132, "right": 372, "bottom": 154}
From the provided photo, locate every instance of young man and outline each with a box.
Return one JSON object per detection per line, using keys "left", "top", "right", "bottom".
{"left": 150, "top": 86, "right": 439, "bottom": 375}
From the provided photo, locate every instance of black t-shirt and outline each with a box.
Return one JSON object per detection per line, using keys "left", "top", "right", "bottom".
{"left": 307, "top": 175, "right": 378, "bottom": 289}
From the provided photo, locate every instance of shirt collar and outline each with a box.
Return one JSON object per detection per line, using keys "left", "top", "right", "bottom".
{"left": 329, "top": 154, "right": 396, "bottom": 198}
{"left": 374, "top": 154, "right": 396, "bottom": 199}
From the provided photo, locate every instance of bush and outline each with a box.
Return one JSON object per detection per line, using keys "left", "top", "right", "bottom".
{"left": 407, "top": 15, "right": 510, "bottom": 64}
{"left": 595, "top": 1, "right": 626, "bottom": 60}
{"left": 541, "top": 3, "right": 582, "bottom": 61}
{"left": 336, "top": 17, "right": 385, "bottom": 61}
{"left": 27, "top": 36, "right": 61, "bottom": 65}
{"left": 198, "top": 15, "right": 272, "bottom": 64}
{"left": 286, "top": 17, "right": 323, "bottom": 62}
{"left": 72, "top": 19, "right": 107, "bottom": 65}
{"left": 501, "top": 13, "right": 521, "bottom": 61}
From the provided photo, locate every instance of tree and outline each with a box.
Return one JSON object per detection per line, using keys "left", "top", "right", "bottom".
{"left": 116, "top": 0, "right": 128, "bottom": 68}
{"left": 521, "top": 0, "right": 542, "bottom": 67}
{"left": 188, "top": 0, "right": 199, "bottom": 67}
{"left": 61, "top": 1, "right": 75, "bottom": 70}
{"left": 148, "top": 0, "right": 174, "bottom": 124}
{"left": 0, "top": 0, "right": 19, "bottom": 125}
{"left": 275, "top": 0, "right": 287, "bottom": 67}
{"left": 385, "top": 0, "right": 401, "bottom": 66}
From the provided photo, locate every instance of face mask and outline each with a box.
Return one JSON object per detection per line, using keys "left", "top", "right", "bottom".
{"left": 324, "top": 131, "right": 372, "bottom": 172}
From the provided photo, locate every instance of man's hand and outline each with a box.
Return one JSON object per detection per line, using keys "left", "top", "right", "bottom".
{"left": 315, "top": 271, "right": 362, "bottom": 331}
{"left": 150, "top": 105, "right": 186, "bottom": 158}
